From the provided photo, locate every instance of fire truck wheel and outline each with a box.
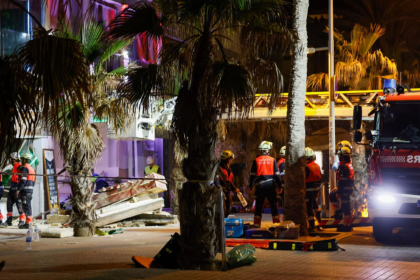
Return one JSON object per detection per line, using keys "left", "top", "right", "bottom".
{"left": 373, "top": 219, "right": 393, "bottom": 244}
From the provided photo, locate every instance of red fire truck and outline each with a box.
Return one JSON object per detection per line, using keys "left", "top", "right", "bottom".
{"left": 353, "top": 80, "right": 420, "bottom": 243}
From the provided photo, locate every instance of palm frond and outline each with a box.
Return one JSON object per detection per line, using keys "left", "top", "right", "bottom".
{"left": 0, "top": 55, "right": 39, "bottom": 156}
{"left": 206, "top": 61, "right": 255, "bottom": 118}
{"left": 117, "top": 64, "right": 172, "bottom": 110}
{"left": 17, "top": 29, "right": 90, "bottom": 126}
{"left": 359, "top": 24, "right": 385, "bottom": 57}
{"left": 307, "top": 73, "right": 329, "bottom": 91}
{"left": 108, "top": 2, "right": 164, "bottom": 41}
{"left": 247, "top": 58, "right": 283, "bottom": 111}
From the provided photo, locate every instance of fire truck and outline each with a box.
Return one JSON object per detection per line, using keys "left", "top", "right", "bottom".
{"left": 353, "top": 79, "right": 420, "bottom": 243}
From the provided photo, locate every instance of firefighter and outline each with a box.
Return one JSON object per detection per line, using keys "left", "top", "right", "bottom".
{"left": 277, "top": 146, "right": 286, "bottom": 176}
{"left": 215, "top": 150, "right": 239, "bottom": 218}
{"left": 17, "top": 153, "right": 36, "bottom": 229}
{"left": 249, "top": 141, "right": 283, "bottom": 227}
{"left": 332, "top": 140, "right": 352, "bottom": 171}
{"left": 0, "top": 153, "right": 24, "bottom": 228}
{"left": 336, "top": 146, "right": 354, "bottom": 232}
{"left": 330, "top": 140, "right": 352, "bottom": 219}
{"left": 305, "top": 147, "right": 321, "bottom": 231}
{"left": 144, "top": 156, "right": 161, "bottom": 175}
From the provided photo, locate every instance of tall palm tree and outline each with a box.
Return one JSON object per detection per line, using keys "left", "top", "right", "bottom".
{"left": 50, "top": 19, "right": 132, "bottom": 236}
{"left": 108, "top": 0, "right": 289, "bottom": 269}
{"left": 284, "top": 0, "right": 309, "bottom": 236}
{"left": 307, "top": 24, "right": 397, "bottom": 91}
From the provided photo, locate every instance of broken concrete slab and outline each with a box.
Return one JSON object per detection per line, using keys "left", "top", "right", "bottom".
{"left": 95, "top": 197, "right": 164, "bottom": 227}
{"left": 93, "top": 174, "right": 167, "bottom": 209}
{"left": 47, "top": 215, "right": 70, "bottom": 225}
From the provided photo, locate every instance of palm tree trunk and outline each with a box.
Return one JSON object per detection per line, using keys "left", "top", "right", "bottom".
{"left": 284, "top": 0, "right": 309, "bottom": 236}
{"left": 68, "top": 164, "right": 96, "bottom": 237}
{"left": 177, "top": 31, "right": 220, "bottom": 270}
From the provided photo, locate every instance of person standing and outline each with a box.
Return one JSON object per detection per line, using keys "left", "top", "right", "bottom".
{"left": 215, "top": 150, "right": 239, "bottom": 218}
{"left": 17, "top": 153, "right": 36, "bottom": 229}
{"left": 249, "top": 141, "right": 282, "bottom": 227}
{"left": 305, "top": 147, "right": 322, "bottom": 231}
{"left": 336, "top": 146, "right": 354, "bottom": 232}
{"left": 144, "top": 156, "right": 161, "bottom": 175}
{"left": 277, "top": 146, "right": 286, "bottom": 207}
{"left": 92, "top": 173, "right": 109, "bottom": 193}
{"left": 0, "top": 153, "right": 24, "bottom": 227}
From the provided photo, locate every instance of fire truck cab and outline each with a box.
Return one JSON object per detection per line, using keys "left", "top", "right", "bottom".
{"left": 353, "top": 79, "right": 420, "bottom": 243}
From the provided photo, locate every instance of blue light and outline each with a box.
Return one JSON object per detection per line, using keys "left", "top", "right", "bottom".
{"left": 383, "top": 79, "right": 396, "bottom": 89}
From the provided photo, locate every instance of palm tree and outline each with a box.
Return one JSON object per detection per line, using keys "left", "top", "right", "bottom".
{"left": 49, "top": 19, "right": 132, "bottom": 236}
{"left": 107, "top": 0, "right": 289, "bottom": 269}
{"left": 307, "top": 24, "right": 397, "bottom": 91}
{"left": 1, "top": 0, "right": 132, "bottom": 235}
{"left": 284, "top": 0, "right": 309, "bottom": 236}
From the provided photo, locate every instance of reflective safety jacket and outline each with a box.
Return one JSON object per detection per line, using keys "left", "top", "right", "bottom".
{"left": 249, "top": 155, "right": 282, "bottom": 190}
{"left": 305, "top": 160, "right": 321, "bottom": 191}
{"left": 144, "top": 165, "right": 160, "bottom": 175}
{"left": 277, "top": 158, "right": 286, "bottom": 174}
{"left": 215, "top": 164, "right": 237, "bottom": 192}
{"left": 12, "top": 162, "right": 21, "bottom": 183}
{"left": 337, "top": 161, "right": 354, "bottom": 192}
{"left": 18, "top": 163, "right": 35, "bottom": 192}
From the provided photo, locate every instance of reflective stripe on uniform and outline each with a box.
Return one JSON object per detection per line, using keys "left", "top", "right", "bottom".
{"left": 23, "top": 186, "right": 34, "bottom": 190}
{"left": 275, "top": 172, "right": 280, "bottom": 175}
{"left": 250, "top": 172, "right": 256, "bottom": 176}
{"left": 255, "top": 179, "right": 273, "bottom": 186}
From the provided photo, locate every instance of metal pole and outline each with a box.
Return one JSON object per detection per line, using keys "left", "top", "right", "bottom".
{"left": 219, "top": 188, "right": 227, "bottom": 271}
{"left": 328, "top": 0, "right": 336, "bottom": 193}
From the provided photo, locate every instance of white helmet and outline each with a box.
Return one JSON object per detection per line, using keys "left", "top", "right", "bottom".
{"left": 279, "top": 146, "right": 286, "bottom": 156}
{"left": 10, "top": 152, "right": 19, "bottom": 160}
{"left": 305, "top": 147, "right": 315, "bottom": 158}
{"left": 146, "top": 156, "right": 154, "bottom": 164}
{"left": 259, "top": 141, "right": 273, "bottom": 151}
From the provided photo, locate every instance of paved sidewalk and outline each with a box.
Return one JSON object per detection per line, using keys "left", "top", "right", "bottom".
{"left": 1, "top": 214, "right": 420, "bottom": 280}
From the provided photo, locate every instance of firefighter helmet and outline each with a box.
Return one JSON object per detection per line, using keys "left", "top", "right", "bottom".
{"left": 20, "top": 153, "right": 32, "bottom": 161}
{"left": 340, "top": 146, "right": 351, "bottom": 156}
{"left": 305, "top": 147, "right": 315, "bottom": 158}
{"left": 259, "top": 141, "right": 273, "bottom": 151}
{"left": 220, "top": 150, "right": 234, "bottom": 160}
{"left": 337, "top": 140, "right": 352, "bottom": 151}
{"left": 279, "top": 146, "right": 286, "bottom": 156}
{"left": 10, "top": 152, "right": 19, "bottom": 160}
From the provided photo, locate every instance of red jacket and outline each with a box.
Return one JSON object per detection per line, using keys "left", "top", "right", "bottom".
{"left": 249, "top": 154, "right": 282, "bottom": 190}
{"left": 305, "top": 160, "right": 321, "bottom": 191}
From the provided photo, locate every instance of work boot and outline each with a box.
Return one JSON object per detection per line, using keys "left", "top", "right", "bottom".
{"left": 17, "top": 220, "right": 25, "bottom": 227}
{"left": 0, "top": 217, "right": 13, "bottom": 228}
{"left": 19, "top": 223, "right": 29, "bottom": 229}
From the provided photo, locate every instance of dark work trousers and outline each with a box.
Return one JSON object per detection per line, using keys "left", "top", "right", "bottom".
{"left": 7, "top": 188, "right": 24, "bottom": 215}
{"left": 255, "top": 187, "right": 279, "bottom": 217}
{"left": 19, "top": 191, "right": 33, "bottom": 217}
{"left": 306, "top": 190, "right": 318, "bottom": 229}
{"left": 339, "top": 188, "right": 353, "bottom": 216}
{"left": 223, "top": 190, "right": 233, "bottom": 218}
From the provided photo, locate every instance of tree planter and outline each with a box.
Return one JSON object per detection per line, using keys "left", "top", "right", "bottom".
{"left": 178, "top": 182, "right": 220, "bottom": 270}
{"left": 73, "top": 225, "right": 93, "bottom": 237}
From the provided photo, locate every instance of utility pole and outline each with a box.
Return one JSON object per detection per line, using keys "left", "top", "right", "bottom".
{"left": 328, "top": 0, "right": 336, "bottom": 193}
